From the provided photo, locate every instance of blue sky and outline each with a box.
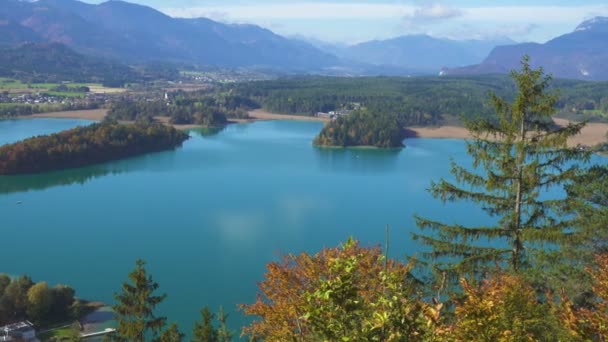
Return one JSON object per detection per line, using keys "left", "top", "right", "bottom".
{"left": 82, "top": 0, "right": 608, "bottom": 43}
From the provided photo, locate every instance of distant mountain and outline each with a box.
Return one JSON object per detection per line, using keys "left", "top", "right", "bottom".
{"left": 444, "top": 17, "right": 608, "bottom": 81}
{"left": 0, "top": 42, "right": 137, "bottom": 84}
{"left": 0, "top": 0, "right": 339, "bottom": 71}
{"left": 334, "top": 35, "right": 513, "bottom": 73}
{"left": 0, "top": 19, "right": 41, "bottom": 45}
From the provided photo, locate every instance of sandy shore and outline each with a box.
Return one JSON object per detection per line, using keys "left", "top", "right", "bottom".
{"left": 407, "top": 119, "right": 608, "bottom": 147}
{"left": 21, "top": 109, "right": 608, "bottom": 146}
{"left": 553, "top": 118, "right": 608, "bottom": 147}
{"left": 248, "top": 109, "right": 328, "bottom": 122}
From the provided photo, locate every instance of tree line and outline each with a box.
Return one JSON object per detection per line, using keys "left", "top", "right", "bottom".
{"left": 0, "top": 122, "right": 189, "bottom": 175}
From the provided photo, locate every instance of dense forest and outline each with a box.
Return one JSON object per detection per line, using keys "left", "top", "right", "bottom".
{"left": 314, "top": 110, "right": 405, "bottom": 147}
{"left": 107, "top": 91, "right": 257, "bottom": 126}
{"left": 0, "top": 274, "right": 82, "bottom": 326}
{"left": 0, "top": 122, "right": 188, "bottom": 175}
{"left": 228, "top": 75, "right": 608, "bottom": 125}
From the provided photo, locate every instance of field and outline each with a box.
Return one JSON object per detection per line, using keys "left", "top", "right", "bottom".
{"left": 0, "top": 77, "right": 126, "bottom": 95}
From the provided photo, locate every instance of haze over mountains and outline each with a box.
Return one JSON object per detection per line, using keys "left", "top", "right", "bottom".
{"left": 332, "top": 36, "right": 515, "bottom": 73}
{"left": 1, "top": 0, "right": 607, "bottom": 80}
{"left": 444, "top": 17, "right": 608, "bottom": 81}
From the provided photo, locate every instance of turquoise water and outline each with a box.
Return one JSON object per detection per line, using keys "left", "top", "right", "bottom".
{"left": 0, "top": 118, "right": 605, "bottom": 336}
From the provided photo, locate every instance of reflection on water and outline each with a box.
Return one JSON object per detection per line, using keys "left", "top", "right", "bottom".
{"left": 0, "top": 164, "right": 127, "bottom": 195}
{"left": 188, "top": 126, "right": 226, "bottom": 138}
{"left": 0, "top": 148, "right": 187, "bottom": 194}
{"left": 314, "top": 146, "right": 402, "bottom": 173}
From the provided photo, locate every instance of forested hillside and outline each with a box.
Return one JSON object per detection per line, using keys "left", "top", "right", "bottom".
{"left": 0, "top": 43, "right": 137, "bottom": 85}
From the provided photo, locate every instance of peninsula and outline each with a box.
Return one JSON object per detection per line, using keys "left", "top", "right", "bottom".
{"left": 0, "top": 122, "right": 189, "bottom": 175}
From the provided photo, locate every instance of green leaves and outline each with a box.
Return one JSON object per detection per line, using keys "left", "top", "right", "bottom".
{"left": 242, "top": 240, "right": 437, "bottom": 341}
{"left": 414, "top": 56, "right": 590, "bottom": 282}
{"left": 113, "top": 259, "right": 168, "bottom": 342}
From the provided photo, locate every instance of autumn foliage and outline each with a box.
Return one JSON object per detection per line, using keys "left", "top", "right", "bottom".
{"left": 242, "top": 240, "right": 608, "bottom": 342}
{"left": 241, "top": 239, "right": 441, "bottom": 341}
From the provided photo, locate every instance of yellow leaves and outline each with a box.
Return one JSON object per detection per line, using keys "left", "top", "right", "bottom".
{"left": 244, "top": 237, "right": 608, "bottom": 342}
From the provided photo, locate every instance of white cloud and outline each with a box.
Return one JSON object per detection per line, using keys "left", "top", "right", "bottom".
{"left": 402, "top": 3, "right": 463, "bottom": 30}
{"left": 215, "top": 211, "right": 265, "bottom": 242}
{"left": 162, "top": 3, "right": 608, "bottom": 22}
{"left": 411, "top": 3, "right": 462, "bottom": 21}
{"left": 163, "top": 3, "right": 414, "bottom": 20}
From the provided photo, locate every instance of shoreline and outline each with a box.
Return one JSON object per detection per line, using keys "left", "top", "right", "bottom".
{"left": 405, "top": 119, "right": 608, "bottom": 147}
{"left": 16, "top": 108, "right": 608, "bottom": 147}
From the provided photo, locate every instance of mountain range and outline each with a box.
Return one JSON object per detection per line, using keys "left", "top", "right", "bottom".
{"left": 1, "top": 0, "right": 607, "bottom": 80}
{"left": 0, "top": 0, "right": 339, "bottom": 71}
{"left": 444, "top": 17, "right": 608, "bottom": 81}
{"left": 332, "top": 35, "right": 514, "bottom": 73}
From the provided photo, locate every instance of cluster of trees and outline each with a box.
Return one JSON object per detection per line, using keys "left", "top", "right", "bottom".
{"left": 314, "top": 110, "right": 405, "bottom": 148}
{"left": 228, "top": 74, "right": 608, "bottom": 126}
{"left": 107, "top": 92, "right": 257, "bottom": 127}
{"left": 0, "top": 122, "right": 189, "bottom": 175}
{"left": 0, "top": 275, "right": 81, "bottom": 326}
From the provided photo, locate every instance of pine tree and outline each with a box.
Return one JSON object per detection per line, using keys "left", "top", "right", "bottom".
{"left": 191, "top": 307, "right": 218, "bottom": 342}
{"left": 413, "top": 56, "right": 590, "bottom": 278}
{"left": 216, "top": 307, "right": 233, "bottom": 342}
{"left": 113, "top": 259, "right": 167, "bottom": 342}
{"left": 157, "top": 323, "right": 184, "bottom": 342}
{"left": 567, "top": 165, "right": 608, "bottom": 253}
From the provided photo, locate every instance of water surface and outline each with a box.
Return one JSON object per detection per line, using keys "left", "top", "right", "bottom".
{"left": 1, "top": 118, "right": 604, "bottom": 335}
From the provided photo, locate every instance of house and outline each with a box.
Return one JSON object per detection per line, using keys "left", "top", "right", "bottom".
{"left": 316, "top": 110, "right": 352, "bottom": 120}
{"left": 0, "top": 321, "right": 39, "bottom": 342}
{"left": 316, "top": 112, "right": 334, "bottom": 119}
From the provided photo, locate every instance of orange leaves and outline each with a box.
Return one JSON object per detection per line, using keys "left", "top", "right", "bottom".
{"left": 240, "top": 239, "right": 431, "bottom": 341}
{"left": 242, "top": 240, "right": 608, "bottom": 342}
{"left": 563, "top": 254, "right": 608, "bottom": 340}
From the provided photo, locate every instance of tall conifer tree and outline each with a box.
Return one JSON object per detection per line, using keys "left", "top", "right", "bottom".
{"left": 113, "top": 259, "right": 167, "bottom": 341}
{"left": 414, "top": 56, "right": 590, "bottom": 278}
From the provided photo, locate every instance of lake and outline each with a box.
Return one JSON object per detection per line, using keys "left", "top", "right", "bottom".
{"left": 0, "top": 118, "right": 605, "bottom": 336}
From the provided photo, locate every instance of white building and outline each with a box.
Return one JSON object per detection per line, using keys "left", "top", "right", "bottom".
{"left": 0, "top": 321, "right": 39, "bottom": 342}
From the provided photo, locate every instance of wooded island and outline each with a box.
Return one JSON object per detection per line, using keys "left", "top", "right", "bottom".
{"left": 0, "top": 122, "right": 189, "bottom": 175}
{"left": 314, "top": 110, "right": 405, "bottom": 148}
